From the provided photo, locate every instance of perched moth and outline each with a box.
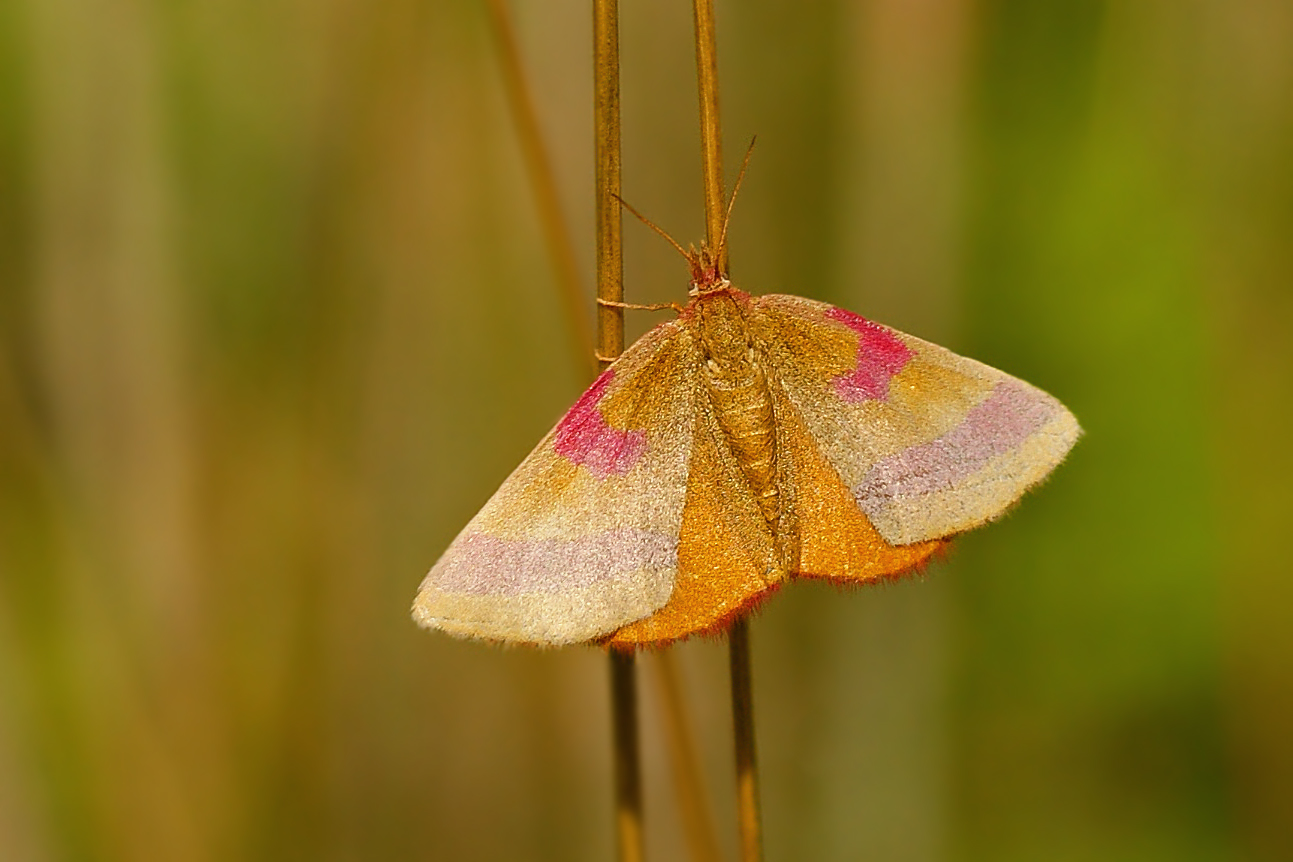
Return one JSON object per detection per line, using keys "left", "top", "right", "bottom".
{"left": 413, "top": 248, "right": 1079, "bottom": 648}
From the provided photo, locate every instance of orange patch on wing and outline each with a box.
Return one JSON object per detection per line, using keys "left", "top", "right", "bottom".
{"left": 777, "top": 388, "right": 946, "bottom": 581}
{"left": 606, "top": 407, "right": 780, "bottom": 648}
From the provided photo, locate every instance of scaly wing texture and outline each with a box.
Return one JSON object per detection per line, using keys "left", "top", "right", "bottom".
{"left": 605, "top": 389, "right": 785, "bottom": 648}
{"left": 769, "top": 372, "right": 950, "bottom": 581}
{"left": 412, "top": 320, "right": 699, "bottom": 646}
{"left": 609, "top": 358, "right": 944, "bottom": 650}
{"left": 753, "top": 294, "right": 1079, "bottom": 556}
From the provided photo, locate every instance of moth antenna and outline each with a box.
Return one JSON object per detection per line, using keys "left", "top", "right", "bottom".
{"left": 714, "top": 136, "right": 757, "bottom": 266}
{"left": 611, "top": 193, "right": 693, "bottom": 264}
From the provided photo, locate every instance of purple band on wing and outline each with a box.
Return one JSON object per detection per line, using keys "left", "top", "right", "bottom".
{"left": 554, "top": 369, "right": 648, "bottom": 477}
{"left": 827, "top": 307, "right": 915, "bottom": 402}
{"left": 437, "top": 529, "right": 677, "bottom": 595}
{"left": 855, "top": 380, "right": 1058, "bottom": 507}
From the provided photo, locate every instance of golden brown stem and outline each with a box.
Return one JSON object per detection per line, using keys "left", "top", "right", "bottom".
{"left": 691, "top": 2, "right": 764, "bottom": 858}
{"left": 594, "top": 0, "right": 625, "bottom": 367}
{"left": 595, "top": 3, "right": 639, "bottom": 861}
{"left": 610, "top": 650, "right": 644, "bottom": 862}
{"left": 692, "top": 0, "right": 727, "bottom": 273}
{"left": 730, "top": 618, "right": 764, "bottom": 862}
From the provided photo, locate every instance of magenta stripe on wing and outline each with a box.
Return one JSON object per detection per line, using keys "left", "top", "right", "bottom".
{"left": 436, "top": 529, "right": 677, "bottom": 595}
{"left": 827, "top": 307, "right": 915, "bottom": 403}
{"left": 855, "top": 380, "right": 1059, "bottom": 508}
{"left": 554, "top": 369, "right": 648, "bottom": 477}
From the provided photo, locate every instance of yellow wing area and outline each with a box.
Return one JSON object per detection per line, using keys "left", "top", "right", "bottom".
{"left": 412, "top": 320, "right": 700, "bottom": 646}
{"left": 605, "top": 361, "right": 945, "bottom": 649}
{"left": 416, "top": 291, "right": 1078, "bottom": 648}
{"left": 772, "top": 379, "right": 948, "bottom": 582}
{"left": 753, "top": 294, "right": 1079, "bottom": 548}
{"left": 605, "top": 391, "right": 783, "bottom": 647}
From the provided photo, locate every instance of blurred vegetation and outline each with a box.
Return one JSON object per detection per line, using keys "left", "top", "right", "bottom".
{"left": 2, "top": 1, "right": 1291, "bottom": 860}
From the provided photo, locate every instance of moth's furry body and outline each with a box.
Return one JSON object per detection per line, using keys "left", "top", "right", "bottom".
{"left": 688, "top": 288, "right": 781, "bottom": 527}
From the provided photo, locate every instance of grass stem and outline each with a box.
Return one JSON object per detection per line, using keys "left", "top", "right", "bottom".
{"left": 610, "top": 649, "right": 644, "bottom": 862}
{"left": 691, "top": 0, "right": 727, "bottom": 273}
{"left": 594, "top": 3, "right": 640, "bottom": 861}
{"left": 730, "top": 618, "right": 763, "bottom": 862}
{"left": 690, "top": 1, "right": 765, "bottom": 857}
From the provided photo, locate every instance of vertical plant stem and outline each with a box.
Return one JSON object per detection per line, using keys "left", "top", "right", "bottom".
{"left": 484, "top": 0, "right": 596, "bottom": 374}
{"left": 691, "top": 0, "right": 726, "bottom": 271}
{"left": 692, "top": 1, "right": 764, "bottom": 858}
{"left": 493, "top": 4, "right": 719, "bottom": 857}
{"left": 730, "top": 618, "right": 763, "bottom": 862}
{"left": 610, "top": 650, "right": 644, "bottom": 862}
{"left": 594, "top": 0, "right": 624, "bottom": 364}
{"left": 594, "top": 2, "right": 640, "bottom": 861}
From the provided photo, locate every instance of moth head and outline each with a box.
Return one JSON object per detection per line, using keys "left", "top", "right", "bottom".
{"left": 688, "top": 243, "right": 730, "bottom": 296}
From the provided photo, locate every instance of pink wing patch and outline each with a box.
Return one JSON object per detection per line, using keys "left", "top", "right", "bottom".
{"left": 553, "top": 369, "right": 648, "bottom": 477}
{"left": 827, "top": 307, "right": 915, "bottom": 403}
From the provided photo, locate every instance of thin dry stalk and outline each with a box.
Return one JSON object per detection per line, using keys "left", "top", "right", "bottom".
{"left": 691, "top": 0, "right": 727, "bottom": 272}
{"left": 690, "top": 1, "right": 764, "bottom": 857}
{"left": 609, "top": 649, "right": 644, "bottom": 862}
{"left": 729, "top": 618, "right": 763, "bottom": 862}
{"left": 594, "top": 0, "right": 624, "bottom": 365}
{"left": 593, "top": 3, "right": 641, "bottom": 861}
{"left": 494, "top": 3, "right": 719, "bottom": 857}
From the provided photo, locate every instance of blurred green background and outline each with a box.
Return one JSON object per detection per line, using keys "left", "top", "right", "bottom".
{"left": 2, "top": 1, "right": 1290, "bottom": 860}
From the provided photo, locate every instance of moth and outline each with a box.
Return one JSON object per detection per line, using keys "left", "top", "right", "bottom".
{"left": 413, "top": 248, "right": 1080, "bottom": 649}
